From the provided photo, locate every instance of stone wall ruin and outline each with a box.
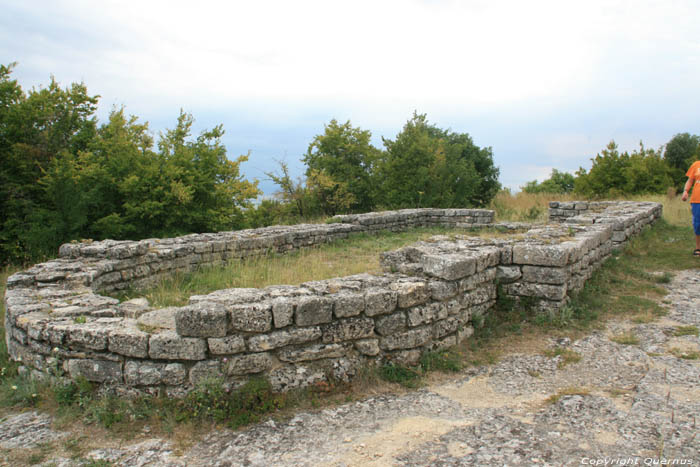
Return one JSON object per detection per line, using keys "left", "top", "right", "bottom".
{"left": 3, "top": 202, "right": 661, "bottom": 395}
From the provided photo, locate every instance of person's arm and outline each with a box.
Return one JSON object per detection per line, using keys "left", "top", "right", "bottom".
{"left": 682, "top": 177, "right": 693, "bottom": 201}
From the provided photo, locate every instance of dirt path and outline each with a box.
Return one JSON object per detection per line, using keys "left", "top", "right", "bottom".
{"left": 2, "top": 270, "right": 699, "bottom": 466}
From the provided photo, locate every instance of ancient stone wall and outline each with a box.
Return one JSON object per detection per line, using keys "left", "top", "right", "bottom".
{"left": 3, "top": 203, "right": 660, "bottom": 395}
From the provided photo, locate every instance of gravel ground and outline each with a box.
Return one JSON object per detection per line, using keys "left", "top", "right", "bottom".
{"left": 1, "top": 270, "right": 698, "bottom": 466}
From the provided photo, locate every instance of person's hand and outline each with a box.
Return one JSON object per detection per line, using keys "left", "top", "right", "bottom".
{"left": 682, "top": 191, "right": 689, "bottom": 201}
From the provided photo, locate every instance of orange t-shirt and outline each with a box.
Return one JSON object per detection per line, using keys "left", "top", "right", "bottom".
{"left": 687, "top": 161, "right": 700, "bottom": 203}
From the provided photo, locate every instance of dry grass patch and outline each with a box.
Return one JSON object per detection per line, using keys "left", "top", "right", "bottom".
{"left": 610, "top": 332, "right": 640, "bottom": 346}
{"left": 543, "top": 347, "right": 583, "bottom": 368}
{"left": 673, "top": 325, "right": 699, "bottom": 337}
{"left": 120, "top": 227, "right": 510, "bottom": 308}
{"left": 545, "top": 386, "right": 590, "bottom": 405}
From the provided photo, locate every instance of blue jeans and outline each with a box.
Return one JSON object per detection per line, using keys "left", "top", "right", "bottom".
{"left": 693, "top": 203, "right": 700, "bottom": 235}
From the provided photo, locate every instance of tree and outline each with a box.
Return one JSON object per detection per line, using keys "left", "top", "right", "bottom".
{"left": 664, "top": 133, "right": 699, "bottom": 188}
{"left": 575, "top": 141, "right": 673, "bottom": 197}
{"left": 118, "top": 110, "right": 260, "bottom": 237}
{"left": 0, "top": 64, "right": 99, "bottom": 262}
{"left": 522, "top": 169, "right": 575, "bottom": 194}
{"left": 265, "top": 160, "right": 312, "bottom": 218}
{"left": 302, "top": 119, "right": 380, "bottom": 212}
{"left": 377, "top": 113, "right": 500, "bottom": 208}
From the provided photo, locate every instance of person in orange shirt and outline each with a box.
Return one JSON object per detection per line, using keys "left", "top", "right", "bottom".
{"left": 681, "top": 159, "right": 700, "bottom": 256}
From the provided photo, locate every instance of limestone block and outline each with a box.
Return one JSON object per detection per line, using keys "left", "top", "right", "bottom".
{"left": 322, "top": 317, "right": 375, "bottom": 343}
{"left": 137, "top": 308, "right": 177, "bottom": 331}
{"left": 175, "top": 302, "right": 228, "bottom": 338}
{"left": 387, "top": 349, "right": 421, "bottom": 366}
{"left": 354, "top": 338, "right": 380, "bottom": 356}
{"left": 278, "top": 343, "right": 349, "bottom": 362}
{"left": 521, "top": 265, "right": 568, "bottom": 285}
{"left": 422, "top": 254, "right": 476, "bottom": 280}
{"left": 512, "top": 244, "right": 569, "bottom": 267}
{"left": 375, "top": 312, "right": 407, "bottom": 336}
{"left": 163, "top": 363, "right": 187, "bottom": 385}
{"left": 392, "top": 281, "right": 430, "bottom": 309}
{"left": 208, "top": 335, "right": 246, "bottom": 355}
{"left": 295, "top": 296, "right": 333, "bottom": 326}
{"left": 496, "top": 265, "right": 521, "bottom": 284}
{"left": 189, "top": 360, "right": 223, "bottom": 385}
{"left": 268, "top": 365, "right": 326, "bottom": 392}
{"left": 433, "top": 316, "right": 464, "bottom": 339}
{"left": 364, "top": 288, "right": 398, "bottom": 316}
{"left": 428, "top": 280, "right": 459, "bottom": 301}
{"left": 108, "top": 323, "right": 149, "bottom": 358}
{"left": 407, "top": 302, "right": 448, "bottom": 327}
{"left": 458, "top": 268, "right": 497, "bottom": 292}
{"left": 66, "top": 359, "right": 122, "bottom": 383}
{"left": 379, "top": 327, "right": 432, "bottom": 351}
{"left": 331, "top": 292, "right": 365, "bottom": 318}
{"left": 149, "top": 331, "right": 207, "bottom": 360}
{"left": 271, "top": 298, "right": 294, "bottom": 328}
{"left": 229, "top": 303, "right": 273, "bottom": 333}
{"left": 247, "top": 327, "right": 322, "bottom": 351}
{"left": 125, "top": 361, "right": 163, "bottom": 386}
{"left": 461, "top": 285, "right": 496, "bottom": 307}
{"left": 503, "top": 282, "right": 567, "bottom": 301}
{"left": 224, "top": 352, "right": 274, "bottom": 375}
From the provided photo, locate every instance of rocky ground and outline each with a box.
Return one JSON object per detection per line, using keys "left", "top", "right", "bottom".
{"left": 1, "top": 270, "right": 698, "bottom": 466}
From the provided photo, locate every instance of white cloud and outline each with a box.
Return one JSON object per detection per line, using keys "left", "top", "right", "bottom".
{"left": 3, "top": 0, "right": 700, "bottom": 193}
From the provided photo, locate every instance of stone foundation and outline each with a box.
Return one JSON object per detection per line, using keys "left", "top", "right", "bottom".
{"left": 3, "top": 202, "right": 661, "bottom": 395}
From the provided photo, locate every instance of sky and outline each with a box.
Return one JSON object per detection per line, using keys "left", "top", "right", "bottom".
{"left": 2, "top": 0, "right": 699, "bottom": 196}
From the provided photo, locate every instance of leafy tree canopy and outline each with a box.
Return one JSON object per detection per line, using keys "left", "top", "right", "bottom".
{"left": 378, "top": 113, "right": 500, "bottom": 208}
{"left": 302, "top": 119, "right": 380, "bottom": 212}
{"left": 522, "top": 169, "right": 575, "bottom": 194}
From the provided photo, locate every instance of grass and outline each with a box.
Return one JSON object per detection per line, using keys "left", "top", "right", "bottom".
{"left": 544, "top": 386, "right": 591, "bottom": 405}
{"left": 610, "top": 332, "right": 640, "bottom": 346}
{"left": 1, "top": 193, "right": 698, "bottom": 453}
{"left": 543, "top": 347, "right": 583, "bottom": 368}
{"left": 115, "top": 226, "right": 507, "bottom": 308}
{"left": 669, "top": 348, "right": 700, "bottom": 360}
{"left": 672, "top": 325, "right": 699, "bottom": 337}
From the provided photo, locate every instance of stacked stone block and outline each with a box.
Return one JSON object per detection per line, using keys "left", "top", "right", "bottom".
{"left": 3, "top": 202, "right": 660, "bottom": 395}
{"left": 549, "top": 201, "right": 662, "bottom": 248}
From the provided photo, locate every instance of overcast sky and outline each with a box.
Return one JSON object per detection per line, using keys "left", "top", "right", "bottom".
{"left": 3, "top": 0, "right": 699, "bottom": 195}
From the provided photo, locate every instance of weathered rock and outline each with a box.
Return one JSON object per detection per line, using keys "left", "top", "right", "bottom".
{"left": 149, "top": 331, "right": 207, "bottom": 360}
{"left": 354, "top": 338, "right": 380, "bottom": 356}
{"left": 65, "top": 358, "right": 122, "bottom": 383}
{"left": 278, "top": 343, "right": 350, "bottom": 362}
{"left": 321, "top": 317, "right": 375, "bottom": 343}
{"left": 375, "top": 312, "right": 407, "bottom": 336}
{"left": 137, "top": 308, "right": 177, "bottom": 331}
{"left": 521, "top": 265, "right": 568, "bottom": 285}
{"left": 108, "top": 323, "right": 150, "bottom": 358}
{"left": 229, "top": 303, "right": 272, "bottom": 333}
{"left": 364, "top": 288, "right": 397, "bottom": 316}
{"left": 247, "top": 327, "right": 322, "bottom": 351}
{"left": 496, "top": 265, "right": 521, "bottom": 283}
{"left": 268, "top": 365, "right": 326, "bottom": 392}
{"left": 392, "top": 281, "right": 430, "bottom": 309}
{"left": 512, "top": 243, "right": 569, "bottom": 267}
{"left": 208, "top": 335, "right": 246, "bottom": 355}
{"left": 189, "top": 360, "right": 223, "bottom": 385}
{"left": 224, "top": 353, "right": 274, "bottom": 375}
{"left": 175, "top": 302, "right": 228, "bottom": 338}
{"left": 295, "top": 296, "right": 333, "bottom": 326}
{"left": 271, "top": 298, "right": 294, "bottom": 328}
{"left": 330, "top": 292, "right": 365, "bottom": 318}
{"left": 407, "top": 302, "right": 447, "bottom": 327}
{"left": 423, "top": 254, "right": 476, "bottom": 280}
{"left": 379, "top": 327, "right": 432, "bottom": 351}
